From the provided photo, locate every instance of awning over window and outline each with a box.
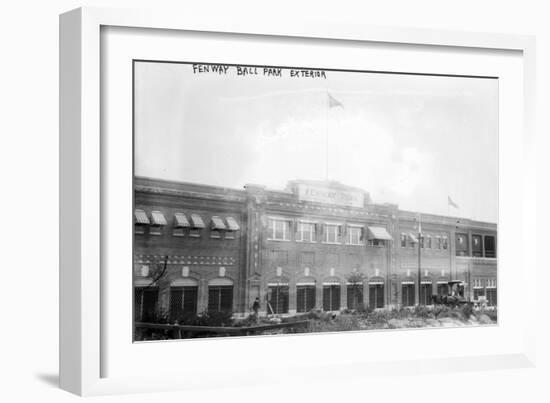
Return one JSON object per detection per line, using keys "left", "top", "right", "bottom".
{"left": 408, "top": 233, "right": 418, "bottom": 243}
{"left": 151, "top": 211, "right": 167, "bottom": 226}
{"left": 211, "top": 216, "right": 227, "bottom": 230}
{"left": 367, "top": 226, "right": 393, "bottom": 241}
{"left": 190, "top": 214, "right": 205, "bottom": 228}
{"left": 134, "top": 209, "right": 150, "bottom": 224}
{"left": 226, "top": 216, "right": 240, "bottom": 231}
{"left": 174, "top": 212, "right": 190, "bottom": 227}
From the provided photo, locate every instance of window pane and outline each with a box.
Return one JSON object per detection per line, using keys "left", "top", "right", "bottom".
{"left": 484, "top": 236, "right": 496, "bottom": 258}
{"left": 401, "top": 284, "right": 415, "bottom": 307}
{"left": 297, "top": 286, "right": 316, "bottom": 313}
{"left": 268, "top": 286, "right": 289, "bottom": 314}
{"left": 208, "top": 286, "right": 233, "bottom": 312}
{"left": 323, "top": 285, "right": 341, "bottom": 311}
{"left": 369, "top": 284, "right": 384, "bottom": 308}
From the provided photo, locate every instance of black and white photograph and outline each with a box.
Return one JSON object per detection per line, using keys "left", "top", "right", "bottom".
{"left": 132, "top": 60, "right": 498, "bottom": 341}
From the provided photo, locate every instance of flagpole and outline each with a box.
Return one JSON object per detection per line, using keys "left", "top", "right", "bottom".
{"left": 325, "top": 90, "right": 329, "bottom": 181}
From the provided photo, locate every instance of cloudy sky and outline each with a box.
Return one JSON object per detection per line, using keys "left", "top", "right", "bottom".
{"left": 134, "top": 61, "right": 498, "bottom": 223}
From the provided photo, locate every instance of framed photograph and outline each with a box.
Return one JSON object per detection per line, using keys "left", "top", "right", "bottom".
{"left": 60, "top": 7, "right": 536, "bottom": 396}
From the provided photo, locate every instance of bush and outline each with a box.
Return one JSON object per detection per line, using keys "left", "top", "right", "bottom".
{"left": 460, "top": 303, "right": 474, "bottom": 319}
{"left": 413, "top": 305, "right": 433, "bottom": 319}
{"left": 173, "top": 310, "right": 234, "bottom": 327}
{"left": 478, "top": 307, "right": 498, "bottom": 322}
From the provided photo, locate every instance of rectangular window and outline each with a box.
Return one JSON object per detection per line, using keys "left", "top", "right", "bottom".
{"left": 296, "top": 286, "right": 316, "bottom": 313}
{"left": 368, "top": 239, "right": 386, "bottom": 247}
{"left": 426, "top": 235, "right": 432, "bottom": 248}
{"left": 323, "top": 285, "right": 341, "bottom": 311}
{"left": 409, "top": 233, "right": 417, "bottom": 248}
{"left": 207, "top": 286, "right": 233, "bottom": 312}
{"left": 297, "top": 222, "right": 315, "bottom": 242}
{"left": 348, "top": 226, "right": 362, "bottom": 245}
{"left": 224, "top": 216, "right": 239, "bottom": 239}
{"left": 325, "top": 224, "right": 340, "bottom": 243}
{"left": 473, "top": 288, "right": 485, "bottom": 300}
{"left": 486, "top": 288, "right": 497, "bottom": 306}
{"left": 442, "top": 236, "right": 448, "bottom": 250}
{"left": 401, "top": 233, "right": 407, "bottom": 248}
{"left": 347, "top": 284, "right": 364, "bottom": 310}
{"left": 267, "top": 286, "right": 289, "bottom": 314}
{"left": 300, "top": 251, "right": 315, "bottom": 267}
{"left": 419, "top": 236, "right": 425, "bottom": 248}
{"left": 435, "top": 236, "right": 441, "bottom": 249}
{"left": 173, "top": 227, "right": 185, "bottom": 237}
{"left": 472, "top": 235, "right": 483, "bottom": 257}
{"left": 269, "top": 219, "right": 291, "bottom": 241}
{"left": 401, "top": 284, "right": 415, "bottom": 307}
{"left": 271, "top": 250, "right": 288, "bottom": 265}
{"left": 149, "top": 225, "right": 162, "bottom": 235}
{"left": 189, "top": 228, "right": 201, "bottom": 238}
{"left": 455, "top": 233, "right": 469, "bottom": 256}
{"left": 134, "top": 209, "right": 149, "bottom": 235}
{"left": 484, "top": 235, "right": 496, "bottom": 258}
{"left": 210, "top": 229, "right": 221, "bottom": 239}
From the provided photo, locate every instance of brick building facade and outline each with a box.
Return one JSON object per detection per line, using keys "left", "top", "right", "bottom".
{"left": 133, "top": 177, "right": 497, "bottom": 321}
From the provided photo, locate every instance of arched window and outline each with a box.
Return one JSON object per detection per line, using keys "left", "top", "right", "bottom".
{"left": 169, "top": 278, "right": 199, "bottom": 319}
{"left": 322, "top": 279, "right": 341, "bottom": 311}
{"left": 207, "top": 278, "right": 234, "bottom": 312}
{"left": 401, "top": 280, "right": 415, "bottom": 307}
{"left": 134, "top": 285, "right": 158, "bottom": 322}
{"left": 267, "top": 279, "right": 289, "bottom": 314}
{"left": 296, "top": 279, "right": 316, "bottom": 313}
{"left": 368, "top": 278, "right": 385, "bottom": 308}
{"left": 420, "top": 279, "right": 433, "bottom": 305}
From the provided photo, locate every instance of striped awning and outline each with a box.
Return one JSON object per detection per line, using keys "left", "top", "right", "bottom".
{"left": 134, "top": 209, "right": 150, "bottom": 224}
{"left": 190, "top": 214, "right": 205, "bottom": 228}
{"left": 174, "top": 212, "right": 190, "bottom": 227}
{"left": 367, "top": 226, "right": 393, "bottom": 241}
{"left": 211, "top": 216, "right": 227, "bottom": 230}
{"left": 226, "top": 216, "right": 240, "bottom": 231}
{"left": 151, "top": 211, "right": 167, "bottom": 226}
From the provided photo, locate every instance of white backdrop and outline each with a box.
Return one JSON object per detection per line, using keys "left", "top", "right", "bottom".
{"left": 0, "top": 0, "right": 548, "bottom": 402}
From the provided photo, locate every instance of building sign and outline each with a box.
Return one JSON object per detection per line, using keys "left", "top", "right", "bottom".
{"left": 296, "top": 183, "right": 364, "bottom": 208}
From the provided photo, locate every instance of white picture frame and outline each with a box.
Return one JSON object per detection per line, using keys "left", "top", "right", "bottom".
{"left": 59, "top": 7, "right": 537, "bottom": 396}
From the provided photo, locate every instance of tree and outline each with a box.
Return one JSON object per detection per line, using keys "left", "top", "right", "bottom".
{"left": 346, "top": 270, "right": 365, "bottom": 310}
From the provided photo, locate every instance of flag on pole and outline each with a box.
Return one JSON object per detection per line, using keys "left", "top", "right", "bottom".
{"left": 328, "top": 92, "right": 343, "bottom": 108}
{"left": 448, "top": 196, "right": 459, "bottom": 209}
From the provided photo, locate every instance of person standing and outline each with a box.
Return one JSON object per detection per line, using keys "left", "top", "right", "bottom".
{"left": 252, "top": 297, "right": 260, "bottom": 323}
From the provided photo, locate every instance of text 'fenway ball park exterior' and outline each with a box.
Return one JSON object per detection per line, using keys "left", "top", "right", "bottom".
{"left": 133, "top": 176, "right": 497, "bottom": 320}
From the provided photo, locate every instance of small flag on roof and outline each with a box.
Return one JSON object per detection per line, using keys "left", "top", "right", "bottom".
{"left": 328, "top": 92, "right": 343, "bottom": 108}
{"left": 448, "top": 196, "right": 459, "bottom": 209}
